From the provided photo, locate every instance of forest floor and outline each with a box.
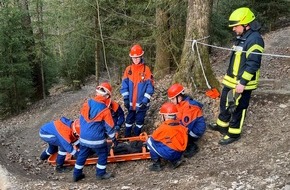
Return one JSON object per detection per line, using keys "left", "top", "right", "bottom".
{"left": 0, "top": 26, "right": 290, "bottom": 190}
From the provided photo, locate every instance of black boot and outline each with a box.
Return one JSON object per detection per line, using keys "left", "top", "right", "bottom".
{"left": 56, "top": 165, "right": 71, "bottom": 173}
{"left": 183, "top": 142, "right": 199, "bottom": 158}
{"left": 73, "top": 173, "right": 85, "bottom": 182}
{"left": 40, "top": 151, "right": 50, "bottom": 161}
{"left": 208, "top": 123, "right": 228, "bottom": 135}
{"left": 219, "top": 135, "right": 241, "bottom": 145}
{"left": 149, "top": 159, "right": 162, "bottom": 172}
{"left": 96, "top": 172, "right": 115, "bottom": 180}
{"left": 171, "top": 159, "right": 183, "bottom": 169}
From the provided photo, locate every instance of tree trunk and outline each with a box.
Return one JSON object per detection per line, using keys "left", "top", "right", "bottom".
{"left": 154, "top": 4, "right": 171, "bottom": 79}
{"left": 95, "top": 0, "right": 100, "bottom": 83}
{"left": 174, "top": 0, "right": 220, "bottom": 91}
{"left": 19, "top": 0, "right": 44, "bottom": 100}
{"left": 35, "top": 0, "right": 46, "bottom": 98}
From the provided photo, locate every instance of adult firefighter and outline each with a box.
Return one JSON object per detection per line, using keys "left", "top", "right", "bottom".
{"left": 120, "top": 44, "right": 154, "bottom": 137}
{"left": 73, "top": 82, "right": 117, "bottom": 182}
{"left": 208, "top": 7, "right": 264, "bottom": 145}
{"left": 147, "top": 102, "right": 188, "bottom": 171}
{"left": 167, "top": 83, "right": 206, "bottom": 158}
{"left": 39, "top": 117, "right": 80, "bottom": 173}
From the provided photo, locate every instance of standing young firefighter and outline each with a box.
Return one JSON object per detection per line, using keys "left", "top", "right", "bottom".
{"left": 73, "top": 83, "right": 117, "bottom": 182}
{"left": 120, "top": 44, "right": 154, "bottom": 137}
{"left": 208, "top": 7, "right": 264, "bottom": 145}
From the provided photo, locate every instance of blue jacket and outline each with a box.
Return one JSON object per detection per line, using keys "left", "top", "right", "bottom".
{"left": 110, "top": 100, "right": 125, "bottom": 127}
{"left": 79, "top": 96, "right": 115, "bottom": 148}
{"left": 39, "top": 117, "right": 78, "bottom": 155}
{"left": 222, "top": 27, "right": 264, "bottom": 90}
{"left": 120, "top": 63, "right": 154, "bottom": 111}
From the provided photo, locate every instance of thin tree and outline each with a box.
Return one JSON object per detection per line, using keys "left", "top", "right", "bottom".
{"left": 154, "top": 3, "right": 171, "bottom": 79}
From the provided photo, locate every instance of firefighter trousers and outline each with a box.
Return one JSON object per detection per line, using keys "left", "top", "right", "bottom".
{"left": 217, "top": 86, "right": 252, "bottom": 138}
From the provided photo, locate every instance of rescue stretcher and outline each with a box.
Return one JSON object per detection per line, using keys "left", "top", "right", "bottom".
{"left": 47, "top": 132, "right": 151, "bottom": 166}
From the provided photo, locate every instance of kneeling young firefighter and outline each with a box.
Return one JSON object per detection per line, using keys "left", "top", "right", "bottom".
{"left": 39, "top": 117, "right": 80, "bottom": 173}
{"left": 167, "top": 83, "right": 206, "bottom": 158}
{"left": 147, "top": 102, "right": 188, "bottom": 171}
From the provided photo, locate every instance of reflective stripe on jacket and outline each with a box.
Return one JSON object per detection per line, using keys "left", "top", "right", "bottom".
{"left": 79, "top": 96, "right": 115, "bottom": 148}
{"left": 151, "top": 120, "right": 188, "bottom": 152}
{"left": 222, "top": 29, "right": 264, "bottom": 90}
{"left": 39, "top": 117, "right": 77, "bottom": 155}
{"left": 120, "top": 63, "right": 154, "bottom": 111}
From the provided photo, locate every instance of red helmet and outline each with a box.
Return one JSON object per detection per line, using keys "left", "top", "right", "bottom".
{"left": 72, "top": 119, "right": 80, "bottom": 137}
{"left": 167, "top": 83, "right": 184, "bottom": 99}
{"left": 96, "top": 82, "right": 112, "bottom": 96}
{"left": 159, "top": 102, "right": 178, "bottom": 115}
{"left": 129, "top": 44, "right": 144, "bottom": 58}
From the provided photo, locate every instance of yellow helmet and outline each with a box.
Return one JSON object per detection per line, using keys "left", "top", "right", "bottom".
{"left": 228, "top": 7, "right": 255, "bottom": 27}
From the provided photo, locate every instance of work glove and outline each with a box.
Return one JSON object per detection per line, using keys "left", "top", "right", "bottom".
{"left": 139, "top": 102, "right": 147, "bottom": 110}
{"left": 227, "top": 90, "right": 240, "bottom": 114}
{"left": 72, "top": 151, "right": 79, "bottom": 160}
{"left": 124, "top": 99, "right": 130, "bottom": 110}
{"left": 112, "top": 137, "right": 118, "bottom": 147}
{"left": 115, "top": 125, "right": 120, "bottom": 132}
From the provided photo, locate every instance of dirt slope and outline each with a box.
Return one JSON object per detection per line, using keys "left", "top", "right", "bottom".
{"left": 0, "top": 27, "right": 290, "bottom": 190}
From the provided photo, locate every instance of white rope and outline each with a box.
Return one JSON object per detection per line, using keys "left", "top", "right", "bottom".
{"left": 189, "top": 39, "right": 290, "bottom": 58}
{"left": 191, "top": 40, "right": 212, "bottom": 89}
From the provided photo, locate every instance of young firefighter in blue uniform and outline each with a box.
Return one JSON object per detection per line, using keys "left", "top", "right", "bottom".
{"left": 147, "top": 102, "right": 188, "bottom": 171}
{"left": 208, "top": 7, "right": 264, "bottom": 145}
{"left": 73, "top": 82, "right": 117, "bottom": 182}
{"left": 167, "top": 83, "right": 206, "bottom": 158}
{"left": 99, "top": 82, "right": 125, "bottom": 134}
{"left": 120, "top": 44, "right": 154, "bottom": 137}
{"left": 39, "top": 117, "right": 80, "bottom": 173}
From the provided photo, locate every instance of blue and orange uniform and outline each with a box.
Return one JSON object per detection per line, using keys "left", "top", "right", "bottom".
{"left": 120, "top": 60, "right": 154, "bottom": 137}
{"left": 110, "top": 100, "right": 125, "bottom": 132}
{"left": 147, "top": 119, "right": 188, "bottom": 163}
{"left": 39, "top": 117, "right": 79, "bottom": 166}
{"left": 73, "top": 95, "right": 115, "bottom": 179}
{"left": 176, "top": 97, "right": 206, "bottom": 139}
{"left": 176, "top": 96, "right": 206, "bottom": 157}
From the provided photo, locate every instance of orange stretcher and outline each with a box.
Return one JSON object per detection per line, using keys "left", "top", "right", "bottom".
{"left": 47, "top": 132, "right": 151, "bottom": 166}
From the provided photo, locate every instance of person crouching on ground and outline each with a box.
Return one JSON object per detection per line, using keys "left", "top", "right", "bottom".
{"left": 73, "top": 82, "right": 117, "bottom": 182}
{"left": 147, "top": 102, "right": 188, "bottom": 171}
{"left": 167, "top": 83, "right": 206, "bottom": 158}
{"left": 39, "top": 117, "right": 80, "bottom": 173}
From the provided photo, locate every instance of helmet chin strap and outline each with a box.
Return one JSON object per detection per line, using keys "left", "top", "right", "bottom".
{"left": 242, "top": 24, "right": 249, "bottom": 35}
{"left": 162, "top": 115, "right": 166, "bottom": 121}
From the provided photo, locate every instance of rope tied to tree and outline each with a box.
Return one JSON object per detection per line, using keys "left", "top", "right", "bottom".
{"left": 191, "top": 39, "right": 212, "bottom": 89}
{"left": 191, "top": 39, "right": 220, "bottom": 99}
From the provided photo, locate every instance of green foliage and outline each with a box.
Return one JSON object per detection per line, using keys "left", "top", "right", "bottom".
{"left": 211, "top": 0, "right": 290, "bottom": 45}
{"left": 0, "top": 5, "right": 34, "bottom": 118}
{"left": 97, "top": 0, "right": 156, "bottom": 77}
{"left": 1, "top": 0, "right": 290, "bottom": 119}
